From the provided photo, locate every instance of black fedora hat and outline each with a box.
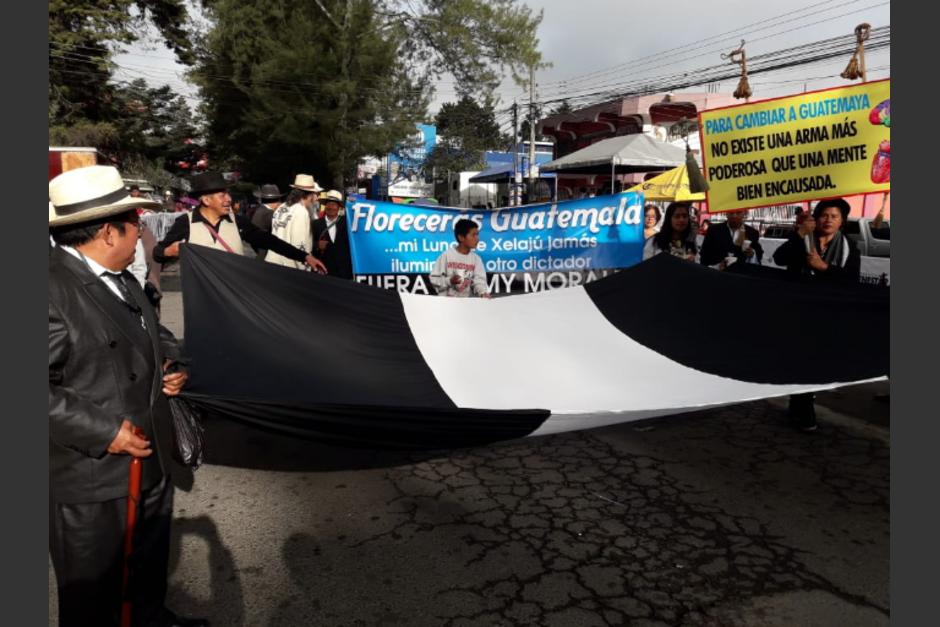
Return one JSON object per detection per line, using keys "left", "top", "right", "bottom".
{"left": 254, "top": 183, "right": 284, "bottom": 201}
{"left": 812, "top": 197, "right": 851, "bottom": 221}
{"left": 188, "top": 171, "right": 230, "bottom": 197}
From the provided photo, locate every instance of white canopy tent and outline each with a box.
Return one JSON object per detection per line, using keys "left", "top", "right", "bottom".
{"left": 541, "top": 133, "right": 697, "bottom": 194}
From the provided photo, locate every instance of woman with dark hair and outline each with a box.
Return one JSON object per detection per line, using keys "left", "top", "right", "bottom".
{"left": 643, "top": 204, "right": 662, "bottom": 240}
{"left": 643, "top": 202, "right": 697, "bottom": 261}
{"left": 772, "top": 197, "right": 861, "bottom": 432}
{"left": 772, "top": 197, "right": 860, "bottom": 282}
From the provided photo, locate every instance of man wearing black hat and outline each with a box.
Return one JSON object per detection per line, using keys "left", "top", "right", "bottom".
{"left": 49, "top": 166, "right": 207, "bottom": 626}
{"left": 248, "top": 184, "right": 285, "bottom": 259}
{"left": 153, "top": 172, "right": 326, "bottom": 273}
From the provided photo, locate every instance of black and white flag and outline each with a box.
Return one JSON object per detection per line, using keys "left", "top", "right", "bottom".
{"left": 179, "top": 245, "right": 888, "bottom": 449}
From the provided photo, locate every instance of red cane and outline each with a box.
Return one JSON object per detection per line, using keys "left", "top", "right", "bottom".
{"left": 121, "top": 427, "right": 145, "bottom": 627}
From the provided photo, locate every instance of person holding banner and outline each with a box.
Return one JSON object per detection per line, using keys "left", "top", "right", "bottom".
{"left": 153, "top": 172, "right": 326, "bottom": 274}
{"left": 312, "top": 190, "right": 353, "bottom": 279}
{"left": 772, "top": 198, "right": 860, "bottom": 283}
{"left": 430, "top": 219, "right": 492, "bottom": 298}
{"left": 772, "top": 197, "right": 861, "bottom": 432}
{"left": 265, "top": 175, "right": 320, "bottom": 271}
{"left": 699, "top": 210, "right": 763, "bottom": 270}
{"left": 49, "top": 166, "right": 206, "bottom": 627}
{"left": 642, "top": 202, "right": 698, "bottom": 262}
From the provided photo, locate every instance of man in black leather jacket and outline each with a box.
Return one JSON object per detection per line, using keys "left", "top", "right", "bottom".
{"left": 49, "top": 165, "right": 208, "bottom": 627}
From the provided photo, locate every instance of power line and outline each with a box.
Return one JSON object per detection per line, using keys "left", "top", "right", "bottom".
{"left": 507, "top": 4, "right": 888, "bottom": 102}
{"left": 540, "top": 0, "right": 870, "bottom": 89}
{"left": 532, "top": 26, "right": 889, "bottom": 110}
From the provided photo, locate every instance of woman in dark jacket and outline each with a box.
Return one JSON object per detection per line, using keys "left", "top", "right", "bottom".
{"left": 773, "top": 197, "right": 861, "bottom": 431}
{"left": 772, "top": 197, "right": 861, "bottom": 283}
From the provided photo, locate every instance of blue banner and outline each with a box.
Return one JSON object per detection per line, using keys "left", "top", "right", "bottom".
{"left": 347, "top": 193, "right": 645, "bottom": 277}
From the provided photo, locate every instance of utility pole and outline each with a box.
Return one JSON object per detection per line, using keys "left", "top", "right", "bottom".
{"left": 528, "top": 64, "right": 536, "bottom": 203}
{"left": 512, "top": 101, "right": 519, "bottom": 207}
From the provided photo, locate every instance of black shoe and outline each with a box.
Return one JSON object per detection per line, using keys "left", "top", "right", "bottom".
{"left": 798, "top": 422, "right": 818, "bottom": 433}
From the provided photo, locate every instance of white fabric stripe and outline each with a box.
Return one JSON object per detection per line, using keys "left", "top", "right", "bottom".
{"left": 528, "top": 378, "right": 885, "bottom": 436}
{"left": 400, "top": 286, "right": 882, "bottom": 418}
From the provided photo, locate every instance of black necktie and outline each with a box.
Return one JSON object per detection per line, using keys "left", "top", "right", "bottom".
{"left": 103, "top": 273, "right": 146, "bottom": 328}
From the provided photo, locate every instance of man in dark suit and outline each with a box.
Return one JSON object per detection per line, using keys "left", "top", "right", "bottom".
{"left": 248, "top": 183, "right": 284, "bottom": 259}
{"left": 49, "top": 165, "right": 208, "bottom": 627}
{"left": 699, "top": 209, "right": 764, "bottom": 269}
{"left": 312, "top": 189, "right": 354, "bottom": 279}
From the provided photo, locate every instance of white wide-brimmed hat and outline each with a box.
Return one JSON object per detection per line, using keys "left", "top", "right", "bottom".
{"left": 320, "top": 189, "right": 344, "bottom": 204}
{"left": 50, "top": 165, "right": 160, "bottom": 226}
{"left": 290, "top": 174, "right": 323, "bottom": 193}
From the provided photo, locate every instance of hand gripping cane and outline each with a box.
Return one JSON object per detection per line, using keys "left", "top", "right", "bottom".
{"left": 121, "top": 426, "right": 146, "bottom": 627}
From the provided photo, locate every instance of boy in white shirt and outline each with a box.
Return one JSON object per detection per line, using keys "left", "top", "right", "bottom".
{"left": 430, "top": 219, "right": 492, "bottom": 298}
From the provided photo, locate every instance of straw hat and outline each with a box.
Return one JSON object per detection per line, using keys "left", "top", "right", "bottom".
{"left": 49, "top": 166, "right": 160, "bottom": 227}
{"left": 320, "top": 189, "right": 344, "bottom": 204}
{"left": 290, "top": 174, "right": 323, "bottom": 193}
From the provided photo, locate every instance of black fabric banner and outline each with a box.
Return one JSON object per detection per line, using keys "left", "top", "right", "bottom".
{"left": 179, "top": 245, "right": 549, "bottom": 448}
{"left": 179, "top": 245, "right": 888, "bottom": 449}
{"left": 585, "top": 255, "right": 889, "bottom": 384}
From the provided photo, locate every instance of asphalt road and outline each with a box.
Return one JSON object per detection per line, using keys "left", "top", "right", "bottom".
{"left": 50, "top": 285, "right": 890, "bottom": 627}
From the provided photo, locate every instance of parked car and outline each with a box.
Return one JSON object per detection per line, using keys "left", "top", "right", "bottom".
{"left": 845, "top": 217, "right": 890, "bottom": 257}
{"left": 761, "top": 223, "right": 795, "bottom": 239}
{"left": 758, "top": 218, "right": 889, "bottom": 257}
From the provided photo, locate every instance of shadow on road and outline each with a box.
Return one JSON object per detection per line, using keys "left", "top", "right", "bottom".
{"left": 167, "top": 514, "right": 244, "bottom": 627}
{"left": 200, "top": 413, "right": 459, "bottom": 472}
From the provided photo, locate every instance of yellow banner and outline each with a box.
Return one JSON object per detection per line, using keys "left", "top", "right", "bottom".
{"left": 698, "top": 80, "right": 890, "bottom": 213}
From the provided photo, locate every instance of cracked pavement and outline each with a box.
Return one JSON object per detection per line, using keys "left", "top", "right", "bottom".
{"left": 49, "top": 291, "right": 889, "bottom": 626}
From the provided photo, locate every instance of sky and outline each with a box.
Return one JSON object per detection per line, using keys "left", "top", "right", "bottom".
{"left": 112, "top": 0, "right": 891, "bottom": 134}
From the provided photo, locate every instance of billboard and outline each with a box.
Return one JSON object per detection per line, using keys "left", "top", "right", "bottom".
{"left": 698, "top": 80, "right": 890, "bottom": 213}
{"left": 347, "top": 192, "right": 645, "bottom": 294}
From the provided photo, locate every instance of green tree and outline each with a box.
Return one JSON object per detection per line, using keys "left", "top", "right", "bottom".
{"left": 49, "top": 0, "right": 195, "bottom": 148}
{"left": 192, "top": 0, "right": 429, "bottom": 187}
{"left": 516, "top": 99, "right": 571, "bottom": 150}
{"left": 191, "top": 0, "right": 543, "bottom": 187}
{"left": 519, "top": 103, "right": 547, "bottom": 145}
{"left": 550, "top": 100, "right": 573, "bottom": 116}
{"left": 378, "top": 0, "right": 546, "bottom": 99}
{"left": 424, "top": 96, "right": 507, "bottom": 177}
{"left": 110, "top": 79, "right": 202, "bottom": 175}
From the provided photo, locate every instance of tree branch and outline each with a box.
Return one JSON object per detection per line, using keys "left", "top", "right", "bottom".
{"left": 311, "top": 0, "right": 342, "bottom": 29}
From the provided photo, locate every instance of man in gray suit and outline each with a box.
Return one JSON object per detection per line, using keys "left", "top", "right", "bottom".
{"left": 49, "top": 166, "right": 208, "bottom": 627}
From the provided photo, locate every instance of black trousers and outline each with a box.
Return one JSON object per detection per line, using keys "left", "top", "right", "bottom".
{"left": 788, "top": 392, "right": 817, "bottom": 426}
{"left": 50, "top": 477, "right": 173, "bottom": 627}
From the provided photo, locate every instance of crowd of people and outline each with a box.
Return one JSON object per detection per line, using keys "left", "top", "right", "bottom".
{"left": 640, "top": 199, "right": 864, "bottom": 282}
{"left": 48, "top": 162, "right": 879, "bottom": 626}
{"left": 639, "top": 197, "right": 867, "bottom": 432}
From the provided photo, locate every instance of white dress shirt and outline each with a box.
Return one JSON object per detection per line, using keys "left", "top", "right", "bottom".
{"left": 324, "top": 217, "right": 339, "bottom": 243}
{"left": 61, "top": 246, "right": 127, "bottom": 302}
